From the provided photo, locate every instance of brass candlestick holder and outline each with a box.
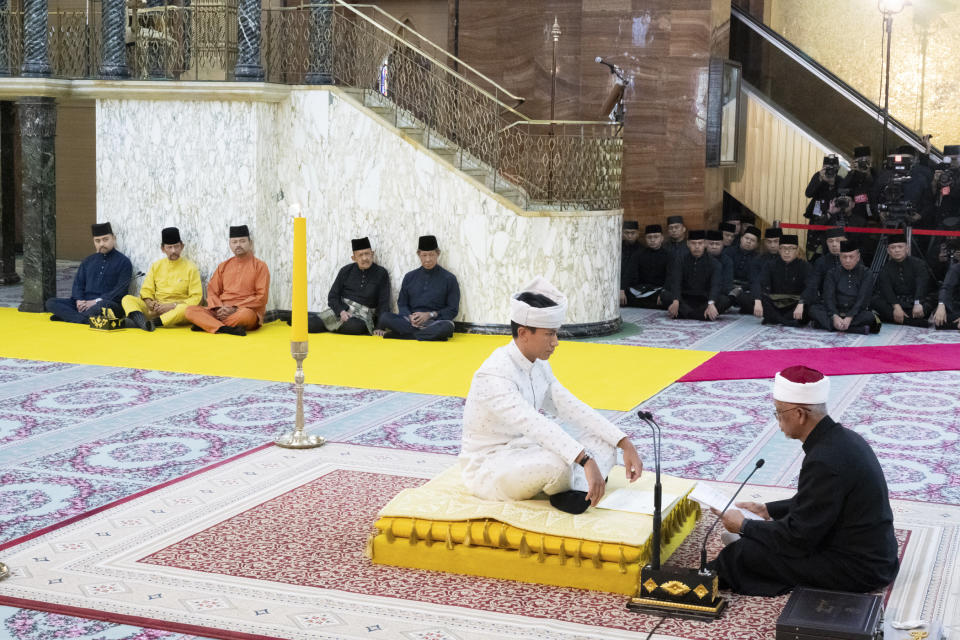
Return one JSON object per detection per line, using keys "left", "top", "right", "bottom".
{"left": 275, "top": 340, "right": 325, "bottom": 449}
{"left": 0, "top": 561, "right": 9, "bottom": 581}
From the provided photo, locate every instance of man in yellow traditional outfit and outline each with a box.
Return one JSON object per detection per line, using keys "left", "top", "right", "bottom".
{"left": 122, "top": 227, "right": 202, "bottom": 331}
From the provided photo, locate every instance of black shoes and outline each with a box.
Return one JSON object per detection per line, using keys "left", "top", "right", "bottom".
{"left": 216, "top": 326, "right": 246, "bottom": 337}
{"left": 549, "top": 490, "right": 591, "bottom": 515}
{"left": 125, "top": 311, "right": 154, "bottom": 332}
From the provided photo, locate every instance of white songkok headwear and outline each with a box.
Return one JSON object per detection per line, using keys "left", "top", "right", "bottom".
{"left": 509, "top": 276, "right": 567, "bottom": 329}
{"left": 773, "top": 365, "right": 830, "bottom": 404}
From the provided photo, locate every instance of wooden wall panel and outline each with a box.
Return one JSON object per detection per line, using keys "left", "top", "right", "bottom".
{"left": 55, "top": 101, "right": 96, "bottom": 261}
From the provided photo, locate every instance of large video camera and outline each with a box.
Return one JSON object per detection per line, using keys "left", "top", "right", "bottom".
{"left": 936, "top": 161, "right": 958, "bottom": 188}
{"left": 877, "top": 152, "right": 916, "bottom": 225}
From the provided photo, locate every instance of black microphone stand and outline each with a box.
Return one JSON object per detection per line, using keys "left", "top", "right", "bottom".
{"left": 627, "top": 411, "right": 727, "bottom": 620}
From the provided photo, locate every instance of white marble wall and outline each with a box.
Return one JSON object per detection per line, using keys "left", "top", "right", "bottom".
{"left": 96, "top": 88, "right": 621, "bottom": 326}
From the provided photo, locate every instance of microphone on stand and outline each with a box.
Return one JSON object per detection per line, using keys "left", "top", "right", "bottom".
{"left": 595, "top": 56, "right": 617, "bottom": 74}
{"left": 637, "top": 411, "right": 662, "bottom": 569}
{"left": 698, "top": 459, "right": 765, "bottom": 574}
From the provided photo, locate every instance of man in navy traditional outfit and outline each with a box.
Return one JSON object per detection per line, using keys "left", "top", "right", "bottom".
{"left": 378, "top": 235, "right": 460, "bottom": 341}
{"left": 709, "top": 366, "right": 898, "bottom": 596}
{"left": 45, "top": 222, "right": 133, "bottom": 324}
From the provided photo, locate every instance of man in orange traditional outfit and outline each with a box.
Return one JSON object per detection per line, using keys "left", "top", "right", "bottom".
{"left": 184, "top": 225, "right": 270, "bottom": 336}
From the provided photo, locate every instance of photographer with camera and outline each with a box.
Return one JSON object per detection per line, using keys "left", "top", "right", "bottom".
{"left": 840, "top": 146, "right": 881, "bottom": 265}
{"left": 804, "top": 155, "right": 842, "bottom": 259}
{"left": 924, "top": 145, "right": 960, "bottom": 262}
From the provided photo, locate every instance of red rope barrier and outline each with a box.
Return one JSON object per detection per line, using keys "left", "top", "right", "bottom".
{"left": 779, "top": 223, "right": 960, "bottom": 237}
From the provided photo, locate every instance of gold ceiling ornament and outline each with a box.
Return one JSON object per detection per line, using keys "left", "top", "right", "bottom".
{"left": 659, "top": 580, "right": 692, "bottom": 597}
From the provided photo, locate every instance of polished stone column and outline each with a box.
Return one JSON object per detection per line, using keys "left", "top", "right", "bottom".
{"left": 18, "top": 97, "right": 57, "bottom": 312}
{"left": 21, "top": 0, "right": 51, "bottom": 77}
{"left": 234, "top": 0, "right": 264, "bottom": 81}
{"left": 0, "top": 102, "right": 18, "bottom": 285}
{"left": 305, "top": 3, "right": 333, "bottom": 85}
{"left": 0, "top": 0, "right": 12, "bottom": 77}
{"left": 99, "top": 0, "right": 129, "bottom": 78}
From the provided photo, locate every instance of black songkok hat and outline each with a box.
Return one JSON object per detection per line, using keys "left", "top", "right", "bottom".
{"left": 687, "top": 229, "right": 706, "bottom": 240}
{"left": 780, "top": 234, "right": 799, "bottom": 246}
{"left": 623, "top": 220, "right": 640, "bottom": 230}
{"left": 351, "top": 237, "right": 372, "bottom": 252}
{"left": 666, "top": 215, "right": 684, "bottom": 225}
{"left": 825, "top": 227, "right": 846, "bottom": 239}
{"left": 229, "top": 225, "right": 250, "bottom": 238}
{"left": 91, "top": 222, "right": 113, "bottom": 237}
{"left": 840, "top": 240, "right": 859, "bottom": 253}
{"left": 743, "top": 225, "right": 761, "bottom": 239}
{"left": 724, "top": 212, "right": 741, "bottom": 222}
{"left": 887, "top": 233, "right": 908, "bottom": 245}
{"left": 943, "top": 144, "right": 960, "bottom": 156}
{"left": 719, "top": 222, "right": 736, "bottom": 233}
{"left": 823, "top": 155, "right": 840, "bottom": 166}
{"left": 764, "top": 227, "right": 783, "bottom": 239}
{"left": 161, "top": 227, "right": 181, "bottom": 245}
{"left": 418, "top": 235, "right": 438, "bottom": 251}
{"left": 645, "top": 224, "right": 662, "bottom": 234}
{"left": 854, "top": 146, "right": 871, "bottom": 158}
{"left": 706, "top": 230, "right": 723, "bottom": 241}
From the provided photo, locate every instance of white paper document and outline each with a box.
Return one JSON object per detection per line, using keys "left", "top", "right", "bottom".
{"left": 688, "top": 483, "right": 764, "bottom": 520}
{"left": 596, "top": 489, "right": 680, "bottom": 515}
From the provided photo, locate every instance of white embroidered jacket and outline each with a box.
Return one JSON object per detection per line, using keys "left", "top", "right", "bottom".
{"left": 460, "top": 340, "right": 627, "bottom": 481}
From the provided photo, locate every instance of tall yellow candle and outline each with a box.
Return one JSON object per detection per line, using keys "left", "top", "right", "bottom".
{"left": 291, "top": 214, "right": 308, "bottom": 342}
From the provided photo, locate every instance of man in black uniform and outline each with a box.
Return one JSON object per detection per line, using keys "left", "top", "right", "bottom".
{"left": 809, "top": 241, "right": 879, "bottom": 334}
{"left": 707, "top": 229, "right": 735, "bottom": 312}
{"left": 871, "top": 233, "right": 934, "bottom": 328}
{"left": 621, "top": 224, "right": 671, "bottom": 308}
{"left": 754, "top": 234, "right": 811, "bottom": 326}
{"left": 665, "top": 215, "right": 688, "bottom": 259}
{"left": 840, "top": 146, "right": 880, "bottom": 265}
{"left": 725, "top": 225, "right": 761, "bottom": 313}
{"left": 803, "top": 227, "right": 846, "bottom": 309}
{"left": 311, "top": 237, "right": 391, "bottom": 335}
{"left": 662, "top": 230, "right": 722, "bottom": 320}
{"left": 710, "top": 366, "right": 898, "bottom": 596}
{"left": 620, "top": 220, "right": 642, "bottom": 288}
{"left": 933, "top": 260, "right": 960, "bottom": 330}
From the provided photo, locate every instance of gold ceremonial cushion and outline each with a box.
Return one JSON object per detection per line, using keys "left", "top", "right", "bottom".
{"left": 368, "top": 464, "right": 701, "bottom": 595}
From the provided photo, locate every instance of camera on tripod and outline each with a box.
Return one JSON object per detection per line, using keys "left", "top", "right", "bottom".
{"left": 936, "top": 162, "right": 957, "bottom": 188}
{"left": 878, "top": 153, "right": 916, "bottom": 225}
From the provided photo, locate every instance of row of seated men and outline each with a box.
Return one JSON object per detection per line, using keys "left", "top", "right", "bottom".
{"left": 619, "top": 216, "right": 960, "bottom": 332}
{"left": 45, "top": 223, "right": 461, "bottom": 341}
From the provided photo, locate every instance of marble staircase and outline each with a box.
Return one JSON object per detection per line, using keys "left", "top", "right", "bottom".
{"left": 339, "top": 87, "right": 529, "bottom": 209}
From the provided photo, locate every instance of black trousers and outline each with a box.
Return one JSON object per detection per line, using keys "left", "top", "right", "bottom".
{"left": 808, "top": 304, "right": 877, "bottom": 331}
{"left": 734, "top": 289, "right": 756, "bottom": 314}
{"left": 306, "top": 313, "right": 370, "bottom": 335}
{"left": 871, "top": 296, "right": 934, "bottom": 327}
{"left": 661, "top": 293, "right": 720, "bottom": 321}
{"left": 378, "top": 312, "right": 455, "bottom": 341}
{"left": 623, "top": 286, "right": 663, "bottom": 309}
{"left": 760, "top": 295, "right": 807, "bottom": 326}
{"left": 711, "top": 537, "right": 896, "bottom": 597}
{"left": 46, "top": 298, "right": 123, "bottom": 324}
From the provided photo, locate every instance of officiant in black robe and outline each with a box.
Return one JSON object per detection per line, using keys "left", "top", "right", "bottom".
{"left": 708, "top": 366, "right": 899, "bottom": 596}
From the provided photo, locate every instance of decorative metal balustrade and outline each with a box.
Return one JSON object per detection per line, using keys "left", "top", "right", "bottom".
{"left": 0, "top": 0, "right": 621, "bottom": 210}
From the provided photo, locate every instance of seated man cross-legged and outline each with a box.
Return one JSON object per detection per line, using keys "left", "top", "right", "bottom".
{"left": 311, "top": 237, "right": 391, "bottom": 335}
{"left": 184, "top": 225, "right": 270, "bottom": 336}
{"left": 46, "top": 222, "right": 133, "bottom": 324}
{"left": 378, "top": 235, "right": 460, "bottom": 341}
{"left": 754, "top": 234, "right": 811, "bottom": 326}
{"left": 459, "top": 277, "right": 644, "bottom": 515}
{"left": 709, "top": 366, "right": 899, "bottom": 596}
{"left": 122, "top": 227, "right": 202, "bottom": 331}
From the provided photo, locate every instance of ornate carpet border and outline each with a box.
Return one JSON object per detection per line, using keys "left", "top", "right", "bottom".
{"left": 0, "top": 445, "right": 956, "bottom": 640}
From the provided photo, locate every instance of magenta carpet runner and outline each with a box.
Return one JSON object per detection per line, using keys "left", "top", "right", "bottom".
{"left": 680, "top": 343, "right": 959, "bottom": 382}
